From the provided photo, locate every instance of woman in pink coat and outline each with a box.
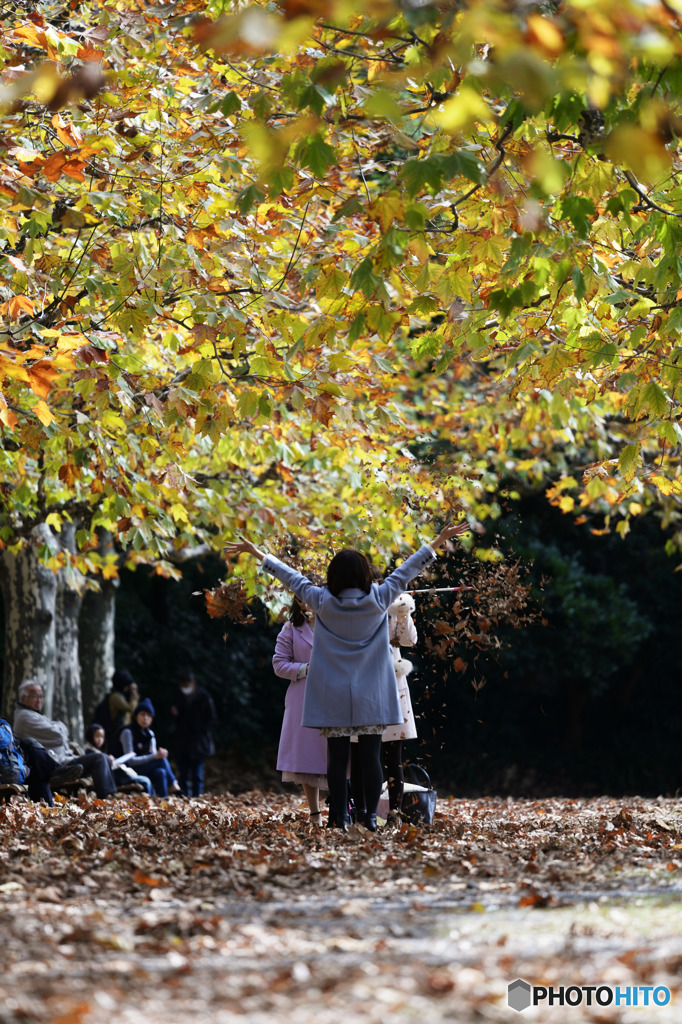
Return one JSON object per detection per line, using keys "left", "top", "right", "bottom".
{"left": 273, "top": 597, "right": 328, "bottom": 826}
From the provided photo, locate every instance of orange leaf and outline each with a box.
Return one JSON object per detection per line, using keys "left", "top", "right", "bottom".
{"left": 41, "top": 152, "right": 68, "bottom": 182}
{"left": 76, "top": 44, "right": 104, "bottom": 60}
{"left": 186, "top": 229, "right": 208, "bottom": 249}
{"left": 11, "top": 147, "right": 46, "bottom": 176}
{"left": 62, "top": 158, "right": 87, "bottom": 181}
{"left": 28, "top": 361, "right": 60, "bottom": 398}
{"left": 9, "top": 295, "right": 34, "bottom": 319}
{"left": 51, "top": 115, "right": 84, "bottom": 148}
{"left": 132, "top": 868, "right": 162, "bottom": 886}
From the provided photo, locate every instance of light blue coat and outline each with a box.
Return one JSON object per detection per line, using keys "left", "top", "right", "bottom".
{"left": 262, "top": 545, "right": 436, "bottom": 729}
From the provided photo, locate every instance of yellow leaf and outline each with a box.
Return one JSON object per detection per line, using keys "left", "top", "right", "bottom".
{"left": 605, "top": 126, "right": 671, "bottom": 184}
{"left": 169, "top": 503, "right": 190, "bottom": 523}
{"left": 525, "top": 14, "right": 564, "bottom": 56}
{"left": 650, "top": 474, "right": 676, "bottom": 496}
{"left": 0, "top": 397, "right": 18, "bottom": 429}
{"left": 367, "top": 60, "right": 390, "bottom": 83}
{"left": 0, "top": 355, "right": 30, "bottom": 383}
{"left": 432, "top": 88, "right": 492, "bottom": 133}
{"left": 33, "top": 399, "right": 53, "bottom": 426}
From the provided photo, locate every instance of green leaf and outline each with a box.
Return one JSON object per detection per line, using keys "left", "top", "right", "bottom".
{"left": 618, "top": 443, "right": 641, "bottom": 482}
{"left": 295, "top": 134, "right": 336, "bottom": 177}
{"left": 235, "top": 184, "right": 266, "bottom": 214}
{"left": 641, "top": 382, "right": 668, "bottom": 419}
{"left": 572, "top": 267, "right": 586, "bottom": 302}
{"left": 410, "top": 333, "right": 442, "bottom": 360}
{"left": 350, "top": 258, "right": 379, "bottom": 299}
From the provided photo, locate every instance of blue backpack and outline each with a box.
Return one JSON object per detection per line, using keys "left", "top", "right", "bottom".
{"left": 0, "top": 719, "right": 28, "bottom": 785}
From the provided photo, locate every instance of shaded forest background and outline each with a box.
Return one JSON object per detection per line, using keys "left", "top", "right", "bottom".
{"left": 4, "top": 496, "right": 675, "bottom": 799}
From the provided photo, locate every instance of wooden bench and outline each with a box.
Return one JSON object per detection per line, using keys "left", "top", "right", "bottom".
{"left": 0, "top": 783, "right": 29, "bottom": 803}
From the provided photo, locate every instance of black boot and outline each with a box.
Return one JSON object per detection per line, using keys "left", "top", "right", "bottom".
{"left": 327, "top": 806, "right": 351, "bottom": 830}
{"left": 363, "top": 812, "right": 377, "bottom": 832}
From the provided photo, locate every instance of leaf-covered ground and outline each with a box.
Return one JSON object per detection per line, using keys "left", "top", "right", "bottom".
{"left": 2, "top": 792, "right": 682, "bottom": 1023}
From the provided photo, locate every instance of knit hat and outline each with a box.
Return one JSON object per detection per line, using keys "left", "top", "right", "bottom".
{"left": 134, "top": 698, "right": 155, "bottom": 718}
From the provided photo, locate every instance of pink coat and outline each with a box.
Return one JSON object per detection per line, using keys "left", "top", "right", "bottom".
{"left": 273, "top": 621, "right": 327, "bottom": 776}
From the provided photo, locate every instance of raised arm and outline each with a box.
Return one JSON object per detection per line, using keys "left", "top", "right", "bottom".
{"left": 223, "top": 538, "right": 267, "bottom": 561}
{"left": 432, "top": 521, "right": 470, "bottom": 549}
{"left": 224, "top": 538, "right": 324, "bottom": 611}
{"left": 376, "top": 521, "right": 470, "bottom": 610}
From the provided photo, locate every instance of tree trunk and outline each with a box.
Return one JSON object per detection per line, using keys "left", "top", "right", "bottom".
{"left": 0, "top": 524, "right": 58, "bottom": 719}
{"left": 79, "top": 532, "right": 117, "bottom": 724}
{"left": 52, "top": 524, "right": 85, "bottom": 743}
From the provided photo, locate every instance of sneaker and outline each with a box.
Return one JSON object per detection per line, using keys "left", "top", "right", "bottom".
{"left": 49, "top": 763, "right": 84, "bottom": 787}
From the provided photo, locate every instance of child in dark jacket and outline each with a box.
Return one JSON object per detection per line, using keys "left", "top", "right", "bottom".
{"left": 118, "top": 699, "right": 185, "bottom": 798}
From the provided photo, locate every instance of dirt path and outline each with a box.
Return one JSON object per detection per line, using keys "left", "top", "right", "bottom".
{"left": 2, "top": 794, "right": 681, "bottom": 1022}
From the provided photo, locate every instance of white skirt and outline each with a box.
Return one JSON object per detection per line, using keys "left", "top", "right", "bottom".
{"left": 321, "top": 725, "right": 387, "bottom": 738}
{"left": 282, "top": 771, "right": 327, "bottom": 787}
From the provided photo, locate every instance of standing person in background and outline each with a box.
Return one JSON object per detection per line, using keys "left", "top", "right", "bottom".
{"left": 169, "top": 671, "right": 216, "bottom": 797}
{"left": 382, "top": 591, "right": 419, "bottom": 825}
{"left": 273, "top": 597, "right": 327, "bottom": 827}
{"left": 224, "top": 521, "right": 468, "bottom": 832}
{"left": 119, "top": 699, "right": 186, "bottom": 798}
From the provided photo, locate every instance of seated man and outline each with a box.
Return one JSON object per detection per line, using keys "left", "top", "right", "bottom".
{"left": 13, "top": 680, "right": 116, "bottom": 799}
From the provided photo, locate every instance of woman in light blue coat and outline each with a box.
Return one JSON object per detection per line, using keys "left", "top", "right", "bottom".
{"left": 225, "top": 522, "right": 468, "bottom": 831}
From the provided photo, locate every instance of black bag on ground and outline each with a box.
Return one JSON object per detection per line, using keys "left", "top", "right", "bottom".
{"left": 401, "top": 763, "right": 437, "bottom": 825}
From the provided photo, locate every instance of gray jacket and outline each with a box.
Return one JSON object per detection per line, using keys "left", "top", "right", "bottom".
{"left": 262, "top": 544, "right": 435, "bottom": 729}
{"left": 13, "top": 705, "right": 72, "bottom": 762}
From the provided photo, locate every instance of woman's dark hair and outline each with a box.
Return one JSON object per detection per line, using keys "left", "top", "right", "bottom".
{"left": 289, "top": 596, "right": 307, "bottom": 627}
{"left": 368, "top": 563, "right": 383, "bottom": 583}
{"left": 112, "top": 669, "right": 134, "bottom": 692}
{"left": 326, "top": 549, "right": 372, "bottom": 596}
{"left": 85, "top": 723, "right": 105, "bottom": 746}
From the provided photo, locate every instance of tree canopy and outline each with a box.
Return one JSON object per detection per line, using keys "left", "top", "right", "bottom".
{"left": 2, "top": 0, "right": 682, "bottom": 597}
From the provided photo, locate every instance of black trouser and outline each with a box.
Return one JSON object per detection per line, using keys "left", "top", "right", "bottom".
{"left": 349, "top": 743, "right": 364, "bottom": 815}
{"left": 382, "top": 740, "right": 404, "bottom": 813}
{"left": 17, "top": 737, "right": 59, "bottom": 806}
{"left": 328, "top": 735, "right": 383, "bottom": 823}
{"left": 68, "top": 751, "right": 116, "bottom": 798}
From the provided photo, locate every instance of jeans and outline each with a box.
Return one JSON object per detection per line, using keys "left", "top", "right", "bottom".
{"left": 177, "top": 756, "right": 204, "bottom": 796}
{"left": 113, "top": 767, "right": 153, "bottom": 795}
{"left": 139, "top": 757, "right": 179, "bottom": 796}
